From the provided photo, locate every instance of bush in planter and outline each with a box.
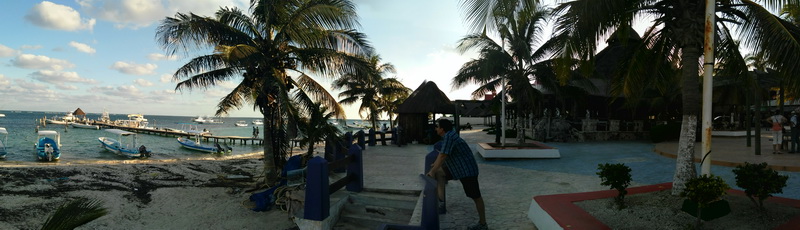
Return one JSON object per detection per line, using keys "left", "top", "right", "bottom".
{"left": 596, "top": 163, "right": 632, "bottom": 209}
{"left": 680, "top": 174, "right": 730, "bottom": 227}
{"left": 732, "top": 162, "right": 789, "bottom": 210}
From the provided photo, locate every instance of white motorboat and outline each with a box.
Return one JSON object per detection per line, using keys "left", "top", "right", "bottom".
{"left": 177, "top": 130, "right": 221, "bottom": 153}
{"left": 192, "top": 116, "right": 206, "bottom": 123}
{"left": 252, "top": 119, "right": 263, "bottom": 125}
{"left": 235, "top": 121, "right": 248, "bottom": 127}
{"left": 46, "top": 111, "right": 78, "bottom": 125}
{"left": 71, "top": 122, "right": 99, "bottom": 130}
{"left": 35, "top": 130, "right": 61, "bottom": 161}
{"left": 0, "top": 127, "right": 8, "bottom": 159}
{"left": 99, "top": 129, "right": 150, "bottom": 158}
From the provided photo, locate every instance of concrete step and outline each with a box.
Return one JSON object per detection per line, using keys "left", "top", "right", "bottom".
{"left": 348, "top": 191, "right": 419, "bottom": 210}
{"left": 334, "top": 191, "right": 419, "bottom": 229}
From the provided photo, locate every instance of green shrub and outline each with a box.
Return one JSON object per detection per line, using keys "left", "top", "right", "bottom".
{"left": 596, "top": 163, "right": 632, "bottom": 209}
{"left": 681, "top": 174, "right": 730, "bottom": 227}
{"left": 649, "top": 122, "right": 681, "bottom": 143}
{"left": 732, "top": 162, "right": 789, "bottom": 210}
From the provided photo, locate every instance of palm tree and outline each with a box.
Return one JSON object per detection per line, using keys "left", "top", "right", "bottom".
{"left": 378, "top": 84, "right": 411, "bottom": 127}
{"left": 453, "top": 0, "right": 551, "bottom": 144}
{"left": 156, "top": 0, "right": 371, "bottom": 185}
{"left": 296, "top": 103, "right": 342, "bottom": 165}
{"left": 41, "top": 198, "right": 107, "bottom": 230}
{"left": 333, "top": 53, "right": 407, "bottom": 129}
{"left": 540, "top": 0, "right": 800, "bottom": 194}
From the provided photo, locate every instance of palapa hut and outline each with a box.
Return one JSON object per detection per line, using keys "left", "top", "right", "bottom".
{"left": 397, "top": 81, "right": 454, "bottom": 144}
{"left": 73, "top": 108, "right": 87, "bottom": 121}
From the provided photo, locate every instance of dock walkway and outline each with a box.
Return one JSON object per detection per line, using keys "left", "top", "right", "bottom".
{"left": 93, "top": 122, "right": 263, "bottom": 145}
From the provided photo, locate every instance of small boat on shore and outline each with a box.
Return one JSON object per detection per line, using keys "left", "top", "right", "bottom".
{"left": 0, "top": 127, "right": 8, "bottom": 159}
{"left": 35, "top": 130, "right": 61, "bottom": 161}
{"left": 177, "top": 130, "right": 220, "bottom": 153}
{"left": 99, "top": 129, "right": 151, "bottom": 158}
{"left": 235, "top": 121, "right": 248, "bottom": 127}
{"left": 71, "top": 122, "right": 99, "bottom": 130}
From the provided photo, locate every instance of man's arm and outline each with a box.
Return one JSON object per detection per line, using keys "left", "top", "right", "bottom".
{"left": 427, "top": 153, "right": 447, "bottom": 177}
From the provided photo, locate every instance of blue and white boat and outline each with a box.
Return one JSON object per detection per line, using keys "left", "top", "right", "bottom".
{"left": 177, "top": 130, "right": 219, "bottom": 153}
{"left": 99, "top": 129, "right": 150, "bottom": 158}
{"left": 35, "top": 130, "right": 61, "bottom": 161}
{"left": 0, "top": 127, "right": 8, "bottom": 159}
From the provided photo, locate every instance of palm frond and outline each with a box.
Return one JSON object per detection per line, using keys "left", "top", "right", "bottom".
{"left": 41, "top": 198, "right": 107, "bottom": 230}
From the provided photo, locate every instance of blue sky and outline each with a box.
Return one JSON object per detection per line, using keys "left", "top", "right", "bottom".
{"left": 0, "top": 0, "right": 592, "bottom": 119}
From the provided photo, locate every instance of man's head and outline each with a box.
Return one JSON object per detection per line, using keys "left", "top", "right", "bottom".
{"left": 436, "top": 119, "right": 453, "bottom": 137}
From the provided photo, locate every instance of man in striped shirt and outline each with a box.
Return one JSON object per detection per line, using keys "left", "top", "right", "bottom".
{"left": 427, "top": 119, "right": 487, "bottom": 230}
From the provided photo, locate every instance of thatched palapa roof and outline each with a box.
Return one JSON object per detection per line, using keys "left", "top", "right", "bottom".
{"left": 73, "top": 108, "right": 86, "bottom": 116}
{"left": 397, "top": 81, "right": 455, "bottom": 114}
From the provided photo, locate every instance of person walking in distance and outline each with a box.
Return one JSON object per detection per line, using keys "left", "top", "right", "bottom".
{"left": 791, "top": 110, "right": 799, "bottom": 153}
{"left": 766, "top": 109, "right": 788, "bottom": 154}
{"left": 426, "top": 119, "right": 487, "bottom": 230}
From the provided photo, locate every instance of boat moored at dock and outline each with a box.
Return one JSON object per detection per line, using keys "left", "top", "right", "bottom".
{"left": 0, "top": 127, "right": 8, "bottom": 159}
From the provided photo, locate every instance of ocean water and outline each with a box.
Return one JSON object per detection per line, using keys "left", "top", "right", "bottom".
{"left": 0, "top": 110, "right": 386, "bottom": 162}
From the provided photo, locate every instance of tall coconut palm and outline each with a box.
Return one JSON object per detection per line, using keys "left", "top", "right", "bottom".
{"left": 156, "top": 0, "right": 370, "bottom": 185}
{"left": 453, "top": 0, "right": 551, "bottom": 144}
{"left": 333, "top": 53, "right": 407, "bottom": 129}
{"left": 541, "top": 0, "right": 800, "bottom": 194}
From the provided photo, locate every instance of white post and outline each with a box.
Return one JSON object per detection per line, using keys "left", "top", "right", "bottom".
{"left": 701, "top": 0, "right": 716, "bottom": 176}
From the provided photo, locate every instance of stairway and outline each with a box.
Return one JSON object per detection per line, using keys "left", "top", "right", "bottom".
{"left": 333, "top": 190, "right": 420, "bottom": 229}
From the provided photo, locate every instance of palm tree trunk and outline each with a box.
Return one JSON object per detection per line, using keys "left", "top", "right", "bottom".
{"left": 262, "top": 115, "right": 277, "bottom": 186}
{"left": 517, "top": 106, "right": 525, "bottom": 144}
{"left": 672, "top": 45, "right": 702, "bottom": 195}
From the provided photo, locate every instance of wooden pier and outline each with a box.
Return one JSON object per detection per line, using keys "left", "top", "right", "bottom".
{"left": 93, "top": 122, "right": 264, "bottom": 145}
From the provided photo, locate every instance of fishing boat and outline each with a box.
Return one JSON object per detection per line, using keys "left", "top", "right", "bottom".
{"left": 0, "top": 127, "right": 8, "bottom": 159}
{"left": 177, "top": 130, "right": 219, "bottom": 153}
{"left": 252, "top": 119, "right": 263, "bottom": 125}
{"left": 98, "top": 129, "right": 150, "bottom": 158}
{"left": 35, "top": 130, "right": 61, "bottom": 161}
{"left": 45, "top": 111, "right": 77, "bottom": 124}
{"left": 199, "top": 117, "right": 223, "bottom": 124}
{"left": 235, "top": 121, "right": 248, "bottom": 127}
{"left": 71, "top": 122, "right": 99, "bottom": 130}
{"left": 98, "top": 109, "right": 110, "bottom": 123}
{"left": 192, "top": 116, "right": 206, "bottom": 123}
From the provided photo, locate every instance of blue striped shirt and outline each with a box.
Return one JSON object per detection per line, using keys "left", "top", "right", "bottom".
{"left": 440, "top": 130, "right": 479, "bottom": 179}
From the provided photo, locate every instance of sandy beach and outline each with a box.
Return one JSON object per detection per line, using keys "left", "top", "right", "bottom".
{"left": 0, "top": 153, "right": 297, "bottom": 230}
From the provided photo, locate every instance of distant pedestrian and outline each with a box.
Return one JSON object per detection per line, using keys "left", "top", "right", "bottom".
{"left": 766, "top": 109, "right": 787, "bottom": 154}
{"left": 791, "top": 110, "right": 799, "bottom": 153}
{"left": 426, "top": 119, "right": 487, "bottom": 230}
{"left": 252, "top": 126, "right": 259, "bottom": 138}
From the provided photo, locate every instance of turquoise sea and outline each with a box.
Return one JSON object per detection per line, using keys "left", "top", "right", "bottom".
{"left": 0, "top": 110, "right": 384, "bottom": 162}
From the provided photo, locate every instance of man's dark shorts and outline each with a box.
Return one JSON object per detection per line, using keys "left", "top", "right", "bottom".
{"left": 444, "top": 167, "right": 482, "bottom": 199}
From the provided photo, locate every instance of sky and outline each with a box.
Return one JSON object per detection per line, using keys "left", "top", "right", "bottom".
{"left": 0, "top": 0, "right": 568, "bottom": 119}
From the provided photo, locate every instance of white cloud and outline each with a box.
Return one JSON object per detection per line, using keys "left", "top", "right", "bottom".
{"left": 134, "top": 78, "right": 154, "bottom": 87}
{"left": 110, "top": 61, "right": 157, "bottom": 75}
{"left": 21, "top": 45, "right": 43, "bottom": 50}
{"left": 69, "top": 41, "right": 96, "bottom": 54}
{"left": 90, "top": 85, "right": 143, "bottom": 98}
{"left": 0, "top": 74, "right": 9, "bottom": 87}
{"left": 15, "top": 79, "right": 51, "bottom": 91}
{"left": 148, "top": 53, "right": 177, "bottom": 61}
{"left": 25, "top": 1, "right": 96, "bottom": 31}
{"left": 30, "top": 70, "right": 98, "bottom": 84}
{"left": 0, "top": 45, "right": 17, "bottom": 57}
{"left": 56, "top": 84, "right": 79, "bottom": 90}
{"left": 77, "top": 0, "right": 247, "bottom": 29}
{"left": 159, "top": 74, "right": 173, "bottom": 83}
{"left": 11, "top": 54, "right": 75, "bottom": 71}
